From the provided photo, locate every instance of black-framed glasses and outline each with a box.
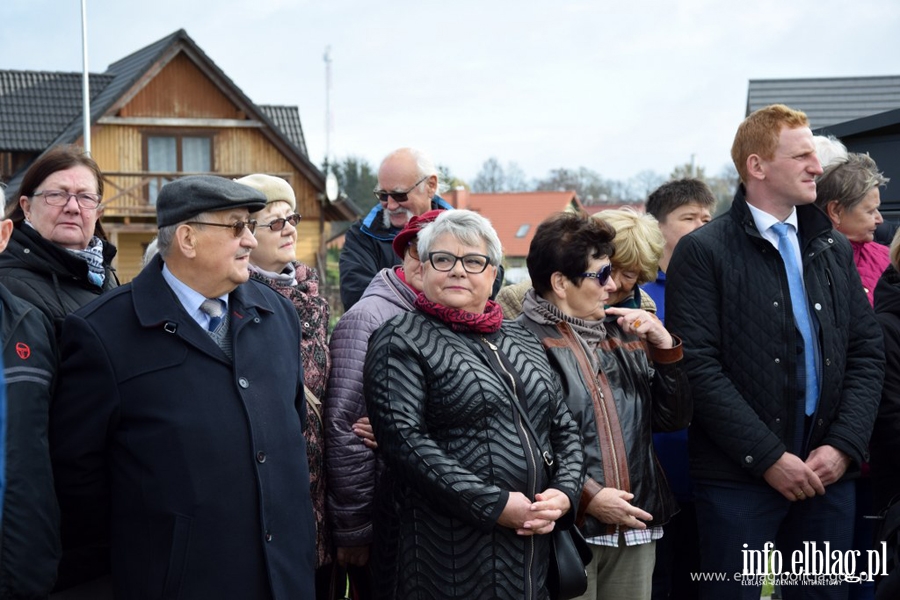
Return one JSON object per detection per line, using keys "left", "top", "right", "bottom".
{"left": 257, "top": 213, "right": 301, "bottom": 232}
{"left": 33, "top": 189, "right": 102, "bottom": 209}
{"left": 373, "top": 175, "right": 428, "bottom": 204}
{"left": 186, "top": 219, "right": 258, "bottom": 237}
{"left": 427, "top": 251, "right": 492, "bottom": 274}
{"left": 580, "top": 263, "right": 613, "bottom": 286}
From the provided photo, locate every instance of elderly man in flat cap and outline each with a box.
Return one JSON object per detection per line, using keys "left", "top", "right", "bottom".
{"left": 50, "top": 175, "right": 315, "bottom": 599}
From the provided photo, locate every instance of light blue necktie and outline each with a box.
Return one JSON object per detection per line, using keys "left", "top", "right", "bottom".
{"left": 770, "top": 222, "right": 818, "bottom": 416}
{"left": 200, "top": 298, "right": 225, "bottom": 332}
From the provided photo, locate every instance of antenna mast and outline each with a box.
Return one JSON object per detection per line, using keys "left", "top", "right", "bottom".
{"left": 81, "top": 0, "right": 91, "bottom": 153}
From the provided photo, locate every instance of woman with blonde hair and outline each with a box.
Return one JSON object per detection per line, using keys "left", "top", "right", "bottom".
{"left": 593, "top": 207, "right": 664, "bottom": 312}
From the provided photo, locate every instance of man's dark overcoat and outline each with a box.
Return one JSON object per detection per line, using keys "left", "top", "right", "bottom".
{"left": 51, "top": 256, "right": 315, "bottom": 599}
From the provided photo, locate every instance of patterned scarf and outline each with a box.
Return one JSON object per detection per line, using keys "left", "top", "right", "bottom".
{"left": 65, "top": 236, "right": 106, "bottom": 288}
{"left": 414, "top": 293, "right": 504, "bottom": 333}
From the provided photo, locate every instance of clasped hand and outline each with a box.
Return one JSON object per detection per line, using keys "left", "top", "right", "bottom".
{"left": 498, "top": 488, "right": 570, "bottom": 536}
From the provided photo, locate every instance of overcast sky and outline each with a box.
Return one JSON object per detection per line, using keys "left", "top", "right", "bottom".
{"left": 4, "top": 0, "right": 900, "bottom": 185}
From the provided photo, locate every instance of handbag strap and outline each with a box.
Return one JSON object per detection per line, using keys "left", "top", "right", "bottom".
{"left": 478, "top": 336, "right": 554, "bottom": 477}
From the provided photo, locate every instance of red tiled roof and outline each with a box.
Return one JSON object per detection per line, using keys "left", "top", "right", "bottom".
{"left": 442, "top": 190, "right": 585, "bottom": 258}
{"left": 584, "top": 202, "right": 645, "bottom": 215}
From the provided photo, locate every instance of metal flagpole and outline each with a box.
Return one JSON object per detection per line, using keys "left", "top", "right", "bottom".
{"left": 81, "top": 0, "right": 91, "bottom": 154}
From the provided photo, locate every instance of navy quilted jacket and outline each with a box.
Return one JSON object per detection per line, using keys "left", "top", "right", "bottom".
{"left": 666, "top": 187, "right": 884, "bottom": 483}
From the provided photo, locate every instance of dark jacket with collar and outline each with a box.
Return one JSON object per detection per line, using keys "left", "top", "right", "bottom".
{"left": 666, "top": 186, "right": 884, "bottom": 483}
{"left": 516, "top": 315, "right": 691, "bottom": 535}
{"left": 872, "top": 265, "right": 900, "bottom": 513}
{"left": 50, "top": 256, "right": 315, "bottom": 600}
{"left": 0, "top": 224, "right": 118, "bottom": 339}
{"left": 338, "top": 196, "right": 453, "bottom": 310}
{"left": 0, "top": 284, "right": 59, "bottom": 599}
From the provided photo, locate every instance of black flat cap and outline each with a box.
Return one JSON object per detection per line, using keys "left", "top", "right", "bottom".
{"left": 156, "top": 175, "right": 267, "bottom": 228}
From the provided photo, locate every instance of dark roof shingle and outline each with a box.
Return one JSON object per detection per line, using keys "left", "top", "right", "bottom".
{"left": 259, "top": 105, "right": 308, "bottom": 156}
{"left": 0, "top": 70, "right": 114, "bottom": 151}
{"left": 747, "top": 76, "right": 900, "bottom": 129}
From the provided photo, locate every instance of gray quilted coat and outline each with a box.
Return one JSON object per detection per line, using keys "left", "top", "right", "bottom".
{"left": 324, "top": 267, "right": 417, "bottom": 548}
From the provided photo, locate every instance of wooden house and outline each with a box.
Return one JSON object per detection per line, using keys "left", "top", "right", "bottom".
{"left": 0, "top": 29, "right": 357, "bottom": 282}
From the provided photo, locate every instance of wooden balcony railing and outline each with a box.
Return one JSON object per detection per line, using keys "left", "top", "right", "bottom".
{"left": 100, "top": 171, "right": 293, "bottom": 218}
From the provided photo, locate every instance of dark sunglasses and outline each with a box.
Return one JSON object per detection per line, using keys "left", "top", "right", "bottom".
{"left": 257, "top": 213, "right": 301, "bottom": 232}
{"left": 373, "top": 175, "right": 428, "bottom": 204}
{"left": 186, "top": 219, "right": 257, "bottom": 237}
{"left": 580, "top": 263, "right": 613, "bottom": 286}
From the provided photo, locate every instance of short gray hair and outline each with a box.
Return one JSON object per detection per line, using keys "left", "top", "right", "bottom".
{"left": 0, "top": 183, "right": 5, "bottom": 212}
{"left": 815, "top": 153, "right": 889, "bottom": 213}
{"left": 417, "top": 209, "right": 503, "bottom": 267}
{"left": 157, "top": 211, "right": 223, "bottom": 258}
{"left": 155, "top": 224, "right": 179, "bottom": 258}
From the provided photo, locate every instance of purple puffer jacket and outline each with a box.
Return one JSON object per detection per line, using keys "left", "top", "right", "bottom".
{"left": 324, "top": 267, "right": 417, "bottom": 548}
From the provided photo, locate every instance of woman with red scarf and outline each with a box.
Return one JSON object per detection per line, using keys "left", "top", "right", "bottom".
{"left": 363, "top": 209, "right": 584, "bottom": 600}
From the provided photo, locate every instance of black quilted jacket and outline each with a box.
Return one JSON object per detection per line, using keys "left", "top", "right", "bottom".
{"left": 666, "top": 187, "right": 884, "bottom": 483}
{"left": 364, "top": 313, "right": 584, "bottom": 600}
{"left": 0, "top": 225, "right": 117, "bottom": 339}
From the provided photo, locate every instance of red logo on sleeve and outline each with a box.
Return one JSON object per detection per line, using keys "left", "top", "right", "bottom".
{"left": 15, "top": 342, "right": 31, "bottom": 359}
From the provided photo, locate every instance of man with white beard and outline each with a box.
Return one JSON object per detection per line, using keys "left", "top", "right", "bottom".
{"left": 338, "top": 148, "right": 452, "bottom": 310}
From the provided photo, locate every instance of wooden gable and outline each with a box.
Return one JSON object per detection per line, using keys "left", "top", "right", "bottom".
{"left": 119, "top": 53, "right": 244, "bottom": 120}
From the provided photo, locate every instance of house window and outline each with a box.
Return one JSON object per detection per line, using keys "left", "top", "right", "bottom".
{"left": 145, "top": 134, "right": 213, "bottom": 204}
{"left": 515, "top": 224, "right": 530, "bottom": 238}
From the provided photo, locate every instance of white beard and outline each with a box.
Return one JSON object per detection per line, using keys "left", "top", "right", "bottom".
{"left": 383, "top": 206, "right": 415, "bottom": 229}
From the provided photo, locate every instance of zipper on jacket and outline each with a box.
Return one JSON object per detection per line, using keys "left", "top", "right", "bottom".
{"left": 593, "top": 379, "right": 623, "bottom": 491}
{"left": 481, "top": 336, "right": 539, "bottom": 599}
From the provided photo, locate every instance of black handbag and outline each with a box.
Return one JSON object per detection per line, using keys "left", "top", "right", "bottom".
{"left": 477, "top": 337, "right": 592, "bottom": 600}
{"left": 548, "top": 525, "right": 592, "bottom": 599}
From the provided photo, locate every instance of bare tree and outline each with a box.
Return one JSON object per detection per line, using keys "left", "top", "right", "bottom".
{"left": 504, "top": 162, "right": 529, "bottom": 192}
{"left": 472, "top": 158, "right": 506, "bottom": 193}
{"left": 630, "top": 170, "right": 667, "bottom": 200}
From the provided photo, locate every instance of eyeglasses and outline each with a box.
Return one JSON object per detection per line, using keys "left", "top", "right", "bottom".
{"left": 257, "top": 213, "right": 301, "bottom": 232}
{"left": 427, "top": 251, "right": 492, "bottom": 274}
{"left": 186, "top": 219, "right": 258, "bottom": 237}
{"left": 33, "top": 189, "right": 102, "bottom": 209}
{"left": 580, "top": 263, "right": 613, "bottom": 286}
{"left": 373, "top": 175, "right": 428, "bottom": 204}
{"left": 406, "top": 242, "right": 420, "bottom": 260}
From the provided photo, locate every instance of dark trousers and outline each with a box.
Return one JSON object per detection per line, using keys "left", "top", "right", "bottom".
{"left": 652, "top": 501, "right": 701, "bottom": 600}
{"left": 694, "top": 478, "right": 855, "bottom": 600}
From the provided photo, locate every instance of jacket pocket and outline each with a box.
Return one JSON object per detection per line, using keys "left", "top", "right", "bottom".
{"left": 162, "top": 514, "right": 192, "bottom": 599}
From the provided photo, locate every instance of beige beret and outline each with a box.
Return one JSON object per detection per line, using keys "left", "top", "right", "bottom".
{"left": 234, "top": 174, "right": 296, "bottom": 211}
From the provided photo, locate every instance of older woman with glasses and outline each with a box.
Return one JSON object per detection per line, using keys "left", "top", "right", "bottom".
{"left": 517, "top": 212, "right": 691, "bottom": 600}
{"left": 0, "top": 145, "right": 118, "bottom": 337}
{"left": 236, "top": 174, "right": 333, "bottom": 598}
{"left": 364, "top": 209, "right": 584, "bottom": 600}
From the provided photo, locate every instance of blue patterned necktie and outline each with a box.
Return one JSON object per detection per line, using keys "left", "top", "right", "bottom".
{"left": 770, "top": 222, "right": 818, "bottom": 416}
{"left": 200, "top": 298, "right": 225, "bottom": 332}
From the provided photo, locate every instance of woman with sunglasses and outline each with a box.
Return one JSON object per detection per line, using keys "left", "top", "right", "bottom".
{"left": 0, "top": 145, "right": 118, "bottom": 338}
{"left": 517, "top": 212, "right": 691, "bottom": 600}
{"left": 236, "top": 173, "right": 333, "bottom": 598}
{"left": 364, "top": 209, "right": 583, "bottom": 599}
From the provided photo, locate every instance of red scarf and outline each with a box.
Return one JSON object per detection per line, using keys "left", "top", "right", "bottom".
{"left": 414, "top": 294, "right": 504, "bottom": 333}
